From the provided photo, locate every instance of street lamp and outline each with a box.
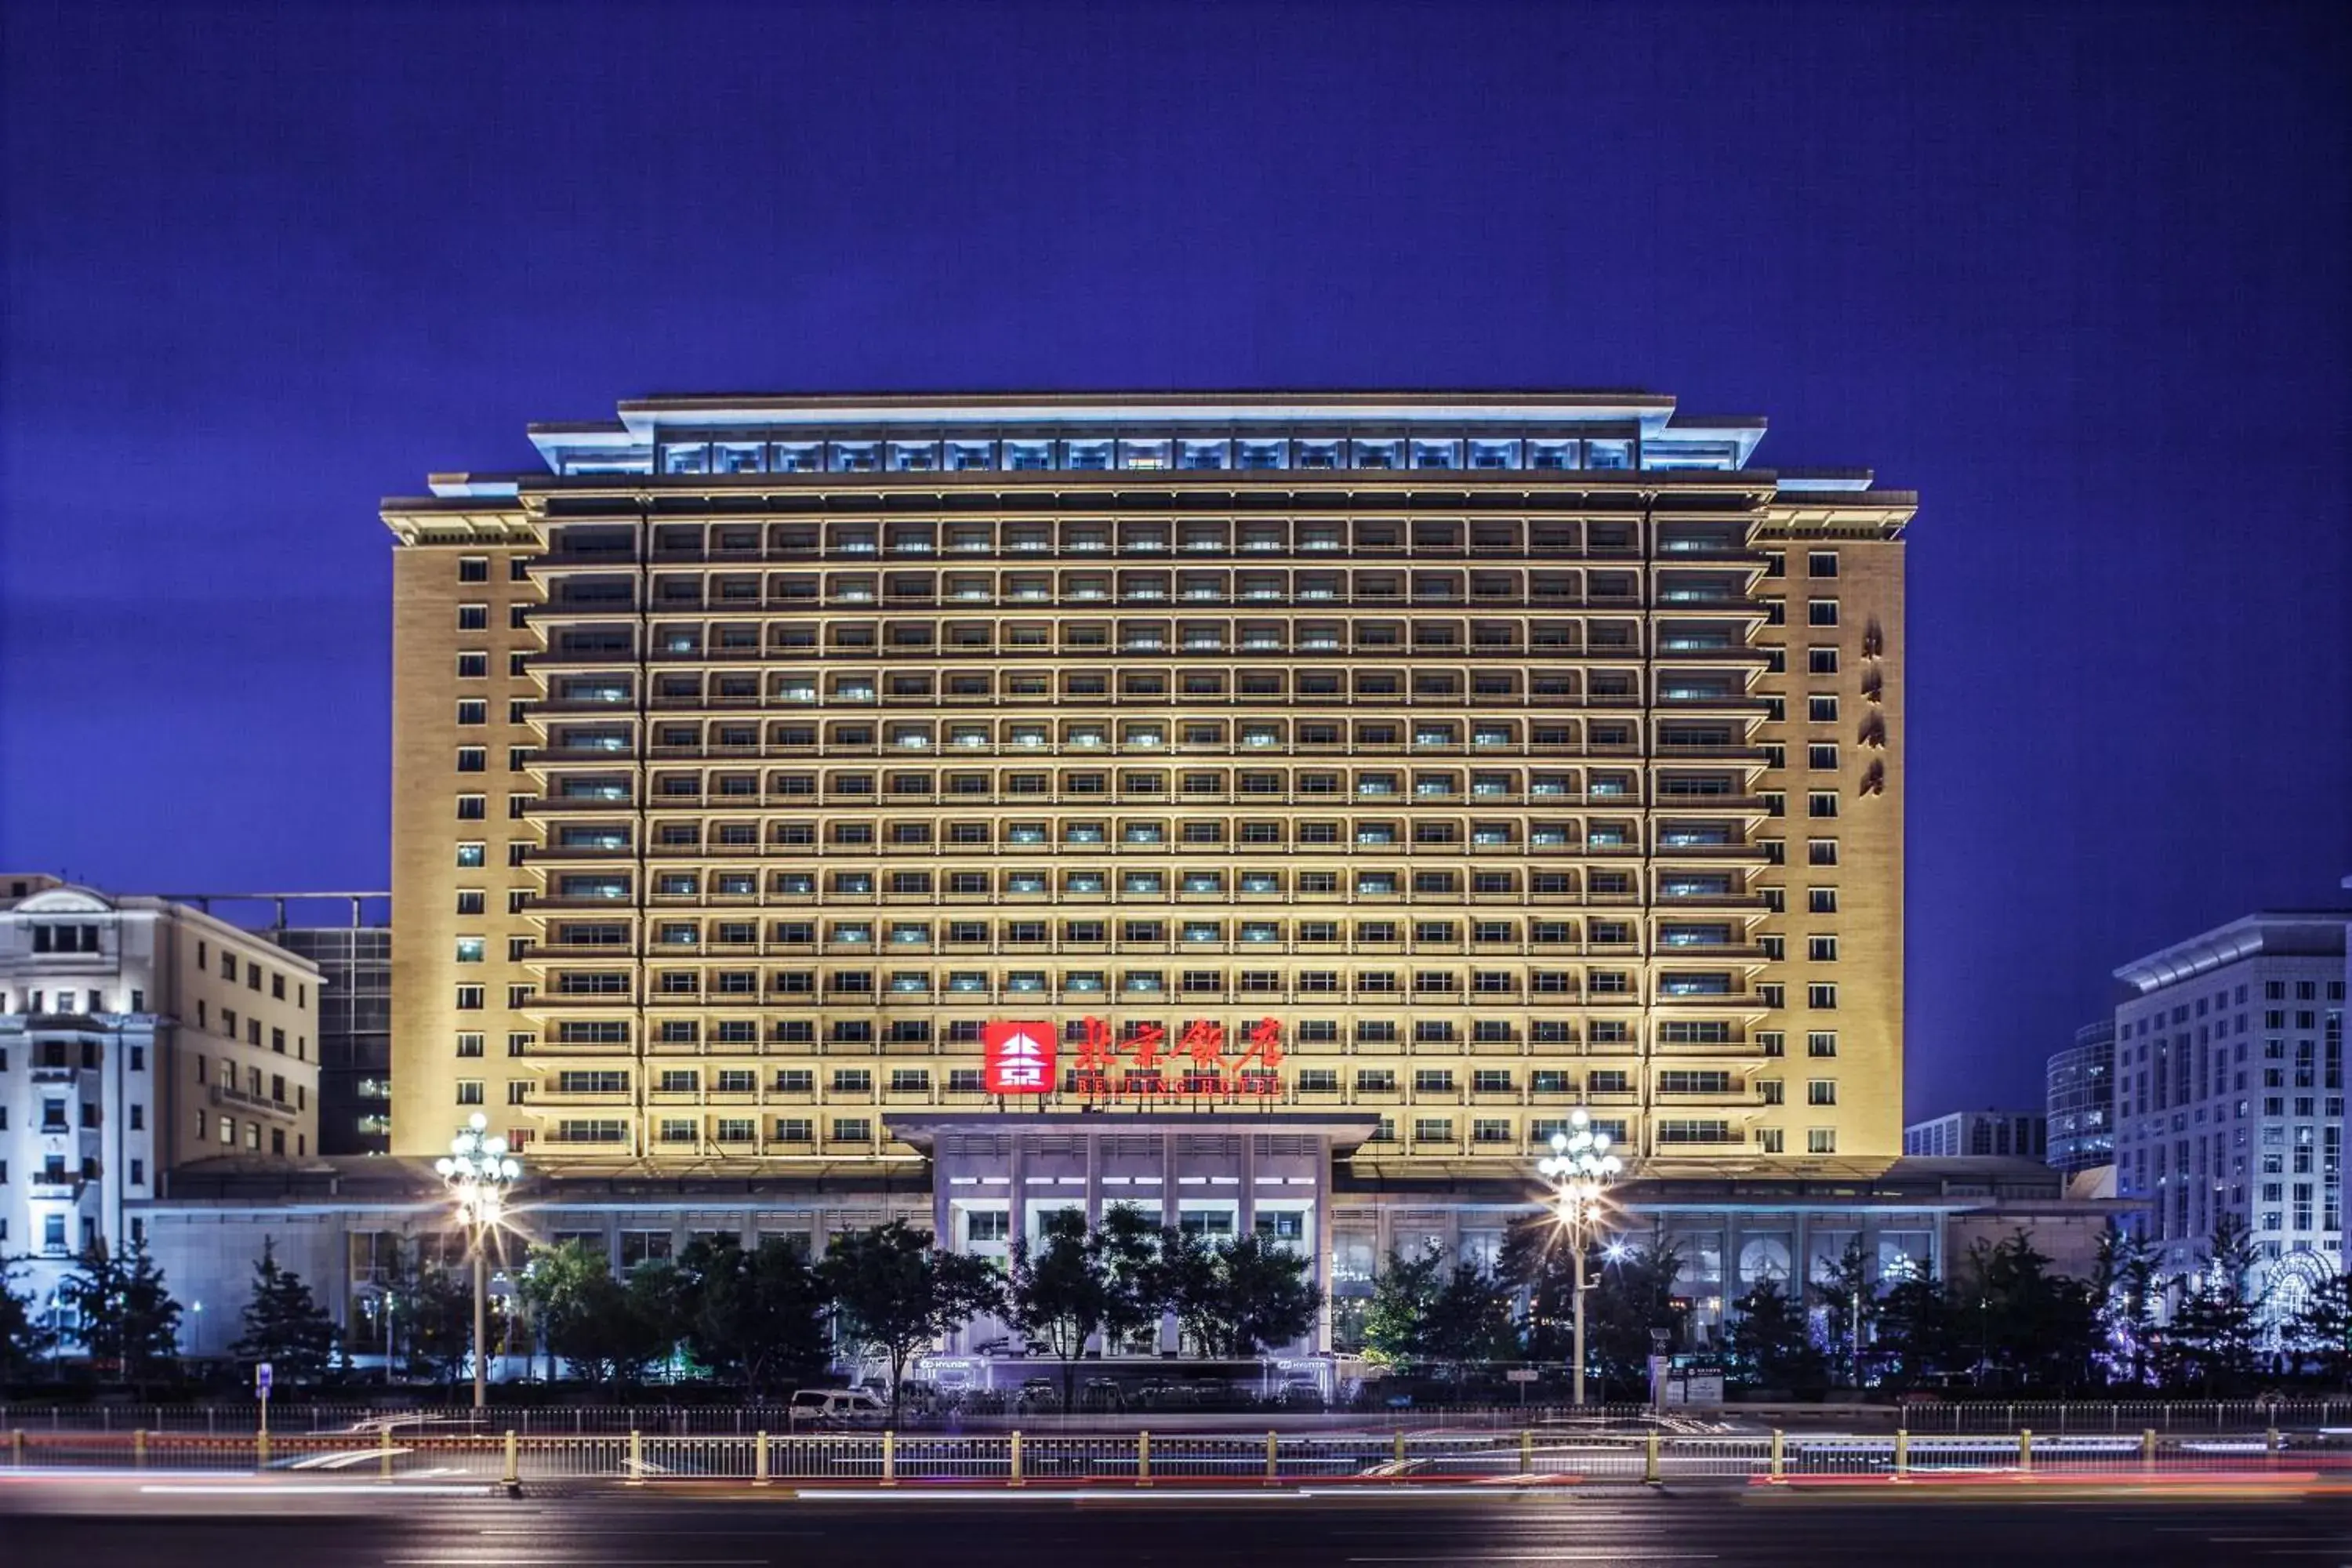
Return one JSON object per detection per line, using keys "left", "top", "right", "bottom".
{"left": 435, "top": 1112, "right": 521, "bottom": 1410}
{"left": 1537, "top": 1109, "right": 1623, "bottom": 1408}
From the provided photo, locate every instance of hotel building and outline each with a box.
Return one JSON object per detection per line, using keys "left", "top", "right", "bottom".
{"left": 384, "top": 391, "right": 1911, "bottom": 1193}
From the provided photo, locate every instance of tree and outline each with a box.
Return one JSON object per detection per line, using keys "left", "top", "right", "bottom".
{"left": 1497, "top": 1214, "right": 1581, "bottom": 1362}
{"left": 1955, "top": 1229, "right": 2100, "bottom": 1393}
{"left": 1425, "top": 1261, "right": 1517, "bottom": 1377}
{"left": 2165, "top": 1214, "right": 2263, "bottom": 1396}
{"left": 1006, "top": 1210, "right": 1112, "bottom": 1407}
{"left": 1359, "top": 1245, "right": 1446, "bottom": 1369}
{"left": 1159, "top": 1224, "right": 1225, "bottom": 1358}
{"left": 230, "top": 1239, "right": 339, "bottom": 1383}
{"left": 515, "top": 1238, "right": 608, "bottom": 1382}
{"left": 0, "top": 1262, "right": 53, "bottom": 1377}
{"left": 1582, "top": 1241, "right": 1686, "bottom": 1397}
{"left": 1197, "top": 1232, "right": 1323, "bottom": 1359}
{"left": 1723, "top": 1276, "right": 1822, "bottom": 1392}
{"left": 63, "top": 1236, "right": 183, "bottom": 1387}
{"left": 2286, "top": 1272, "right": 2352, "bottom": 1388}
{"left": 546, "top": 1262, "right": 680, "bottom": 1386}
{"left": 2090, "top": 1221, "right": 2160, "bottom": 1387}
{"left": 674, "top": 1235, "right": 829, "bottom": 1396}
{"left": 818, "top": 1219, "right": 1003, "bottom": 1420}
{"left": 1873, "top": 1269, "right": 1960, "bottom": 1392}
{"left": 1096, "top": 1203, "right": 1168, "bottom": 1356}
{"left": 1810, "top": 1237, "right": 1877, "bottom": 1388}
{"left": 402, "top": 1252, "right": 477, "bottom": 1386}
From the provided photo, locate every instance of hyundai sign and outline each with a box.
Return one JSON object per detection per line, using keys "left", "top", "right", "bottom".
{"left": 982, "top": 1021, "right": 1055, "bottom": 1094}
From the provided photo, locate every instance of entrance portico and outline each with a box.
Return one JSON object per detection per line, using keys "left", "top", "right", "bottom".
{"left": 890, "top": 1112, "right": 1378, "bottom": 1353}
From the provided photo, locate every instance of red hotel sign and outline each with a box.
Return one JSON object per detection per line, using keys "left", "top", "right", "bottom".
{"left": 985, "top": 1016, "right": 1287, "bottom": 1100}
{"left": 981, "top": 1021, "right": 1056, "bottom": 1094}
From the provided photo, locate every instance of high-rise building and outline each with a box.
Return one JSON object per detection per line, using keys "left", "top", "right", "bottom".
{"left": 1902, "top": 1108, "right": 2046, "bottom": 1160}
{"left": 384, "top": 393, "right": 1911, "bottom": 1178}
{"left": 2047, "top": 1019, "right": 2116, "bottom": 1175}
{"left": 2111, "top": 912, "right": 2348, "bottom": 1296}
{"left": 0, "top": 873, "right": 321, "bottom": 1308}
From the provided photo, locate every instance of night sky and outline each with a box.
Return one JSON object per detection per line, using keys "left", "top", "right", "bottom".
{"left": 3, "top": 1, "right": 2347, "bottom": 1119}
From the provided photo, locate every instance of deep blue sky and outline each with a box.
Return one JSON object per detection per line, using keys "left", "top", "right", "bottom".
{"left": 4, "top": 1, "right": 2347, "bottom": 1118}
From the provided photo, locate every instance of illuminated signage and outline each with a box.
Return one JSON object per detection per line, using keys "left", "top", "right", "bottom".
{"left": 981, "top": 1021, "right": 1055, "bottom": 1094}
{"left": 984, "top": 1016, "right": 1286, "bottom": 1100}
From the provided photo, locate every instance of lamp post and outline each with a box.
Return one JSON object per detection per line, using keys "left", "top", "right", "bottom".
{"left": 1538, "top": 1109, "right": 1623, "bottom": 1407}
{"left": 435, "top": 1112, "right": 521, "bottom": 1410}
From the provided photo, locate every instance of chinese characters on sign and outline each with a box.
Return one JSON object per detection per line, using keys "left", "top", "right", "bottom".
{"left": 1001, "top": 1016, "right": 1286, "bottom": 1100}
{"left": 981, "top": 1021, "right": 1056, "bottom": 1094}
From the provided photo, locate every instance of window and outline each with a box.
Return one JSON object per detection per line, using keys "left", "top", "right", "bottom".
{"left": 1807, "top": 1129, "right": 1838, "bottom": 1154}
{"left": 1808, "top": 792, "right": 1838, "bottom": 818}
{"left": 456, "top": 795, "right": 487, "bottom": 820}
{"left": 1807, "top": 839, "right": 1838, "bottom": 866}
{"left": 457, "top": 604, "right": 488, "bottom": 630}
{"left": 458, "top": 557, "right": 490, "bottom": 583}
{"left": 1807, "top": 1080, "right": 1837, "bottom": 1105}
{"left": 1807, "top": 744, "right": 1838, "bottom": 771}
{"left": 1807, "top": 551, "right": 1839, "bottom": 579}
{"left": 1808, "top": 887, "right": 1838, "bottom": 915}
{"left": 456, "top": 699, "right": 488, "bottom": 726}
{"left": 1807, "top": 1031, "right": 1838, "bottom": 1057}
{"left": 1806, "top": 695, "right": 1839, "bottom": 723}
{"left": 1806, "top": 600, "right": 1838, "bottom": 627}
{"left": 1807, "top": 936, "right": 1839, "bottom": 962}
{"left": 1807, "top": 983, "right": 1838, "bottom": 1009}
{"left": 457, "top": 1080, "right": 485, "bottom": 1105}
{"left": 455, "top": 985, "right": 485, "bottom": 1011}
{"left": 1807, "top": 647, "right": 1840, "bottom": 675}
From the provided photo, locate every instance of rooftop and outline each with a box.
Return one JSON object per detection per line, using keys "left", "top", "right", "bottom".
{"left": 2112, "top": 910, "right": 2352, "bottom": 994}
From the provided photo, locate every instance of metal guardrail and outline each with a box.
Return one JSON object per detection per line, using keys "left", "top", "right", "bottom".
{"left": 8, "top": 1398, "right": 2349, "bottom": 1436}
{"left": 4, "top": 1425, "right": 2342, "bottom": 1487}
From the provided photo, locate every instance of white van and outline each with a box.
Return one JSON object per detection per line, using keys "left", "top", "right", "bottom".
{"left": 787, "top": 1388, "right": 887, "bottom": 1427}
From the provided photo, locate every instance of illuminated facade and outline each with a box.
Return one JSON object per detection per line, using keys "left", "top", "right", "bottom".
{"left": 386, "top": 394, "right": 1911, "bottom": 1181}
{"left": 2111, "top": 911, "right": 2348, "bottom": 1290}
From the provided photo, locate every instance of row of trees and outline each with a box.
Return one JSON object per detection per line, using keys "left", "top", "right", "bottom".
{"left": 517, "top": 1210, "right": 1320, "bottom": 1412}
{"left": 15, "top": 1216, "right": 2348, "bottom": 1404}
{"left": 1351, "top": 1217, "right": 2352, "bottom": 1399}
{"left": 4, "top": 1212, "right": 1323, "bottom": 1415}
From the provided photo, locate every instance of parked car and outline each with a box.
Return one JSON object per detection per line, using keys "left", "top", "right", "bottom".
{"left": 1080, "top": 1377, "right": 1125, "bottom": 1411}
{"left": 1017, "top": 1377, "right": 1062, "bottom": 1411}
{"left": 787, "top": 1388, "right": 888, "bottom": 1428}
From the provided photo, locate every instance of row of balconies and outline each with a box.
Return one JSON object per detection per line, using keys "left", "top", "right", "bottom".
{"left": 534, "top": 648, "right": 1769, "bottom": 677}
{"left": 522, "top": 985, "right": 1766, "bottom": 1012}
{"left": 529, "top": 938, "right": 1767, "bottom": 964}
{"left": 544, "top": 543, "right": 1754, "bottom": 567}
{"left": 524, "top": 891, "right": 1769, "bottom": 916}
{"left": 526, "top": 1034, "right": 1759, "bottom": 1060}
{"left": 532, "top": 837, "right": 1763, "bottom": 863}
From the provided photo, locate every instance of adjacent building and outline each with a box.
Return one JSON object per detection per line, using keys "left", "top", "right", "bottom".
{"left": 383, "top": 392, "right": 1914, "bottom": 1184}
{"left": 0, "top": 874, "right": 321, "bottom": 1317}
{"left": 2111, "top": 912, "right": 2349, "bottom": 1307}
{"left": 2046, "top": 1019, "right": 2116, "bottom": 1175}
{"left": 1903, "top": 1108, "right": 2047, "bottom": 1161}
{"left": 171, "top": 893, "right": 394, "bottom": 1158}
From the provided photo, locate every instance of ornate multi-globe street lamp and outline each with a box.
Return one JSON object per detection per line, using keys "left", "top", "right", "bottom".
{"left": 1537, "top": 1108, "right": 1623, "bottom": 1407}
{"left": 435, "top": 1112, "right": 521, "bottom": 1409}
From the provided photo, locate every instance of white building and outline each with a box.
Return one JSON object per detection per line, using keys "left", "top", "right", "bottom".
{"left": 0, "top": 874, "right": 322, "bottom": 1331}
{"left": 2111, "top": 910, "right": 2348, "bottom": 1316}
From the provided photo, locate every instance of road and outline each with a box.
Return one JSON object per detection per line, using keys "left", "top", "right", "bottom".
{"left": 1, "top": 1476, "right": 2347, "bottom": 1566}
